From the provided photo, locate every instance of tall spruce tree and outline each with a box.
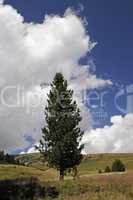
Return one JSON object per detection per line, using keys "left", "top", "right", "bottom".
{"left": 38, "top": 73, "right": 84, "bottom": 180}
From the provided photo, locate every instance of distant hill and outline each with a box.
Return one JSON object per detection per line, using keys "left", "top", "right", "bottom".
{"left": 15, "top": 153, "right": 133, "bottom": 174}
{"left": 15, "top": 153, "right": 48, "bottom": 171}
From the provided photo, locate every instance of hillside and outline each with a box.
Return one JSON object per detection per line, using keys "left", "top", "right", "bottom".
{"left": 15, "top": 153, "right": 133, "bottom": 175}
{"left": 0, "top": 153, "right": 133, "bottom": 200}
{"left": 15, "top": 153, "right": 48, "bottom": 171}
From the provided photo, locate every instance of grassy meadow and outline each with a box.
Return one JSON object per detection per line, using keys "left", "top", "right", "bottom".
{"left": 0, "top": 153, "right": 133, "bottom": 199}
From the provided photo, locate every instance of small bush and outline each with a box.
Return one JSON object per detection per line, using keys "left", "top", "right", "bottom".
{"left": 112, "top": 159, "right": 126, "bottom": 172}
{"left": 105, "top": 166, "right": 111, "bottom": 173}
{"left": 98, "top": 169, "right": 102, "bottom": 174}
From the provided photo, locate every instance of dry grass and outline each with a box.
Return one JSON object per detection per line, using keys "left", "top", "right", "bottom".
{"left": 1, "top": 154, "right": 133, "bottom": 199}
{"left": 52, "top": 172, "right": 133, "bottom": 200}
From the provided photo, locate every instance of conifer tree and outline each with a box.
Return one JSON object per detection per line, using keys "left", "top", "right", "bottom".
{"left": 112, "top": 159, "right": 126, "bottom": 172}
{"left": 38, "top": 73, "right": 84, "bottom": 180}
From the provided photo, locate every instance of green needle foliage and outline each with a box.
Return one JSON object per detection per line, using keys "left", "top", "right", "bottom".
{"left": 112, "top": 159, "right": 126, "bottom": 172}
{"left": 38, "top": 73, "right": 84, "bottom": 180}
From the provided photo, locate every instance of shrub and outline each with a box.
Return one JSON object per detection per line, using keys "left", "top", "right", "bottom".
{"left": 112, "top": 159, "right": 126, "bottom": 172}
{"left": 0, "top": 150, "right": 16, "bottom": 164}
{"left": 105, "top": 166, "right": 111, "bottom": 173}
{"left": 98, "top": 169, "right": 102, "bottom": 174}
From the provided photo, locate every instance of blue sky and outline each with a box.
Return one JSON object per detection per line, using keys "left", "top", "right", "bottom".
{"left": 1, "top": 0, "right": 133, "bottom": 153}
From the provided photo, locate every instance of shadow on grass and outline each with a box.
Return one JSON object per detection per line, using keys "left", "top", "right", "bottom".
{"left": 0, "top": 177, "right": 59, "bottom": 200}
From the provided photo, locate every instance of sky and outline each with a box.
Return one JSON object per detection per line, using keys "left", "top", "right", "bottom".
{"left": 0, "top": 0, "right": 133, "bottom": 154}
{"left": 5, "top": 0, "right": 133, "bottom": 83}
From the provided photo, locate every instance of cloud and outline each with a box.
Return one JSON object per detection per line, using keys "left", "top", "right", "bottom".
{"left": 0, "top": 3, "right": 111, "bottom": 152}
{"left": 20, "top": 145, "right": 39, "bottom": 155}
{"left": 0, "top": 0, "right": 4, "bottom": 4}
{"left": 83, "top": 113, "right": 133, "bottom": 153}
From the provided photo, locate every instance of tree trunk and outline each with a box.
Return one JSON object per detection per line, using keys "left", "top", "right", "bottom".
{"left": 73, "top": 166, "right": 78, "bottom": 180}
{"left": 59, "top": 169, "right": 64, "bottom": 181}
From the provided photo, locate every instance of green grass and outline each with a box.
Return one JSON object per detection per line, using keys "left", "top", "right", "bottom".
{"left": 78, "top": 153, "right": 133, "bottom": 175}
{"left": 0, "top": 164, "right": 59, "bottom": 181}
{"left": 15, "top": 153, "right": 133, "bottom": 175}
{"left": 1, "top": 153, "right": 133, "bottom": 200}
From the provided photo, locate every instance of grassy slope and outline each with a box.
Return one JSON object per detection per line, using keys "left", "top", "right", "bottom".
{"left": 16, "top": 153, "right": 133, "bottom": 175}
{"left": 1, "top": 153, "right": 133, "bottom": 200}
{"left": 79, "top": 153, "right": 133, "bottom": 175}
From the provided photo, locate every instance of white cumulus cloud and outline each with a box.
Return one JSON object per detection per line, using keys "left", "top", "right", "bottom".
{"left": 0, "top": 0, "right": 4, "bottom": 4}
{"left": 83, "top": 113, "right": 133, "bottom": 153}
{"left": 0, "top": 3, "right": 111, "bottom": 152}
